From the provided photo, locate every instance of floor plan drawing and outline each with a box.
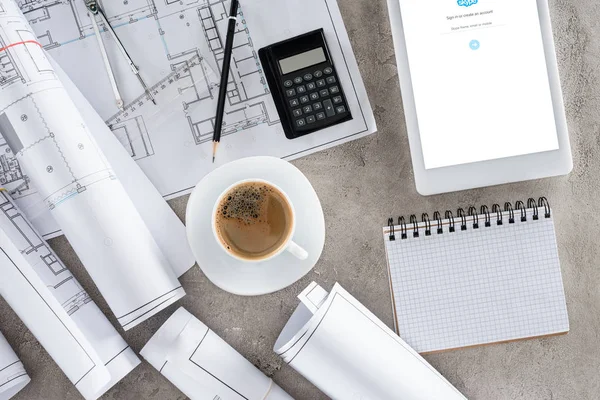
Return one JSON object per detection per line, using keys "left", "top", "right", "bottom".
{"left": 110, "top": 115, "right": 155, "bottom": 160}
{"left": 1, "top": 0, "right": 374, "bottom": 240}
{"left": 0, "top": 136, "right": 24, "bottom": 187}
{"left": 100, "top": 0, "right": 277, "bottom": 147}
{"left": 0, "top": 39, "right": 23, "bottom": 87}
{"left": 191, "top": 1, "right": 276, "bottom": 144}
{"left": 0, "top": 6, "right": 54, "bottom": 85}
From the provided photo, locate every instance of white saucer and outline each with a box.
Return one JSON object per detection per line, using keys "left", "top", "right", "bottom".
{"left": 186, "top": 156, "right": 325, "bottom": 296}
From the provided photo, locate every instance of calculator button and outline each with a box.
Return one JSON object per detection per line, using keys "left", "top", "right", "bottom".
{"left": 306, "top": 115, "right": 316, "bottom": 124}
{"left": 292, "top": 108, "right": 303, "bottom": 117}
{"left": 319, "top": 89, "right": 329, "bottom": 97}
{"left": 289, "top": 98, "right": 300, "bottom": 107}
{"left": 314, "top": 70, "right": 323, "bottom": 78}
{"left": 316, "top": 79, "right": 326, "bottom": 87}
{"left": 313, "top": 102, "right": 323, "bottom": 110}
{"left": 309, "top": 92, "right": 319, "bottom": 101}
{"left": 303, "top": 105, "right": 313, "bottom": 113}
{"left": 293, "top": 76, "right": 303, "bottom": 84}
{"left": 296, "top": 118, "right": 306, "bottom": 127}
{"left": 284, "top": 80, "right": 293, "bottom": 88}
{"left": 316, "top": 112, "right": 326, "bottom": 120}
{"left": 332, "top": 96, "right": 343, "bottom": 104}
{"left": 306, "top": 82, "right": 316, "bottom": 91}
{"left": 303, "top": 73, "right": 313, "bottom": 81}
{"left": 329, "top": 85, "right": 340, "bottom": 94}
{"left": 324, "top": 67, "right": 333, "bottom": 74}
{"left": 336, "top": 105, "right": 347, "bottom": 114}
{"left": 326, "top": 76, "right": 336, "bottom": 84}
{"left": 323, "top": 99, "right": 335, "bottom": 117}
{"left": 286, "top": 88, "right": 296, "bottom": 97}
{"left": 299, "top": 95, "right": 309, "bottom": 104}
{"left": 297, "top": 85, "right": 306, "bottom": 94}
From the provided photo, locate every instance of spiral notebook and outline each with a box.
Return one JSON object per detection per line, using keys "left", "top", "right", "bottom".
{"left": 382, "top": 198, "right": 569, "bottom": 354}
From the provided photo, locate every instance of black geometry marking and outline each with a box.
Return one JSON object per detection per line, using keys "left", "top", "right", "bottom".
{"left": 46, "top": 166, "right": 53, "bottom": 173}
{"left": 20, "top": 114, "right": 27, "bottom": 121}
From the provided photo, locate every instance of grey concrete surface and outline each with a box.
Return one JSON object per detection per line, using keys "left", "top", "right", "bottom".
{"left": 2, "top": 0, "right": 599, "bottom": 398}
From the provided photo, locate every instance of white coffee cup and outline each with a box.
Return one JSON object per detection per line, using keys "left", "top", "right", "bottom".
{"left": 211, "top": 178, "right": 308, "bottom": 262}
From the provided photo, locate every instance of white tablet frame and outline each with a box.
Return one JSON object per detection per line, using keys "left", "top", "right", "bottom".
{"left": 386, "top": 0, "right": 573, "bottom": 195}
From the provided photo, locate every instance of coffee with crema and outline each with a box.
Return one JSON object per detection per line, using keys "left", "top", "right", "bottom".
{"left": 214, "top": 181, "right": 293, "bottom": 261}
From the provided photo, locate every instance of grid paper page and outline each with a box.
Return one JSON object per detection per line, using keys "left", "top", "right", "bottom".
{"left": 383, "top": 209, "right": 569, "bottom": 353}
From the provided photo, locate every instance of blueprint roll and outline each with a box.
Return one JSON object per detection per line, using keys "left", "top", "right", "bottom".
{"left": 0, "top": 191, "right": 141, "bottom": 400}
{"left": 0, "top": 228, "right": 109, "bottom": 399}
{"left": 141, "top": 307, "right": 292, "bottom": 400}
{"left": 274, "top": 282, "right": 467, "bottom": 400}
{"left": 0, "top": 0, "right": 185, "bottom": 330}
{"left": 0, "top": 330, "right": 30, "bottom": 400}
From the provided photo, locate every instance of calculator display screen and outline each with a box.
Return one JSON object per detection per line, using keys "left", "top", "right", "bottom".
{"left": 279, "top": 48, "right": 326, "bottom": 74}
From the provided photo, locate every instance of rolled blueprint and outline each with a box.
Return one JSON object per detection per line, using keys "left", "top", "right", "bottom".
{"left": 274, "top": 282, "right": 467, "bottom": 400}
{"left": 0, "top": 0, "right": 186, "bottom": 330}
{"left": 0, "top": 330, "right": 29, "bottom": 400}
{"left": 141, "top": 307, "right": 293, "bottom": 400}
{"left": 53, "top": 59, "right": 195, "bottom": 278}
{"left": 0, "top": 191, "right": 140, "bottom": 400}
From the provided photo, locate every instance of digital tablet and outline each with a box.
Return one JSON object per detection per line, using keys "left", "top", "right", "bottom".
{"left": 387, "top": 0, "right": 572, "bottom": 195}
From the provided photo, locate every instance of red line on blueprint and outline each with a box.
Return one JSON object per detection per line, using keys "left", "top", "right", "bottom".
{"left": 0, "top": 40, "right": 42, "bottom": 52}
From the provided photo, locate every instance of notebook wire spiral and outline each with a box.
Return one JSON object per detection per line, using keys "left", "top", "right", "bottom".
{"left": 386, "top": 197, "right": 551, "bottom": 241}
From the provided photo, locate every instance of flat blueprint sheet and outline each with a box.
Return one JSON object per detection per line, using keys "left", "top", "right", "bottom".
{"left": 0, "top": 330, "right": 29, "bottom": 400}
{"left": 141, "top": 307, "right": 293, "bottom": 400}
{"left": 274, "top": 282, "right": 467, "bottom": 400}
{"left": 2, "top": 0, "right": 376, "bottom": 238}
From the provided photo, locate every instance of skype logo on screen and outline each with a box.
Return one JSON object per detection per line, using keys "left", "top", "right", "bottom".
{"left": 457, "top": 0, "right": 478, "bottom": 7}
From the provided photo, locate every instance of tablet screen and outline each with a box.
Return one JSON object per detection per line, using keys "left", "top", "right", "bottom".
{"left": 399, "top": 0, "right": 559, "bottom": 169}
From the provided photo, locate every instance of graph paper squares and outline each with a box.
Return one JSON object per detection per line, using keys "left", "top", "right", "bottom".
{"left": 383, "top": 208, "right": 569, "bottom": 353}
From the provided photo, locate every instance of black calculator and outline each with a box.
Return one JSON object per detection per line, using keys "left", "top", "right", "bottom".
{"left": 259, "top": 29, "right": 352, "bottom": 139}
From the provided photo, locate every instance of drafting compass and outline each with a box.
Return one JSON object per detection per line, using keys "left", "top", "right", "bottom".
{"left": 85, "top": 0, "right": 156, "bottom": 110}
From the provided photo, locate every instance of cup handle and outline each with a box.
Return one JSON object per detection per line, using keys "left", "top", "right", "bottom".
{"left": 286, "top": 240, "right": 308, "bottom": 260}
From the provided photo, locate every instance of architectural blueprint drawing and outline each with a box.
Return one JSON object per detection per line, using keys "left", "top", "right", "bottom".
{"left": 274, "top": 282, "right": 467, "bottom": 400}
{"left": 141, "top": 307, "right": 293, "bottom": 400}
{"left": 0, "top": 0, "right": 376, "bottom": 239}
{"left": 0, "top": 330, "right": 29, "bottom": 400}
{"left": 0, "top": 0, "right": 188, "bottom": 331}
{"left": 0, "top": 190, "right": 140, "bottom": 399}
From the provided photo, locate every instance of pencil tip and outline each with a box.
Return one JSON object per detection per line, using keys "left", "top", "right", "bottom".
{"left": 212, "top": 156, "right": 215, "bottom": 163}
